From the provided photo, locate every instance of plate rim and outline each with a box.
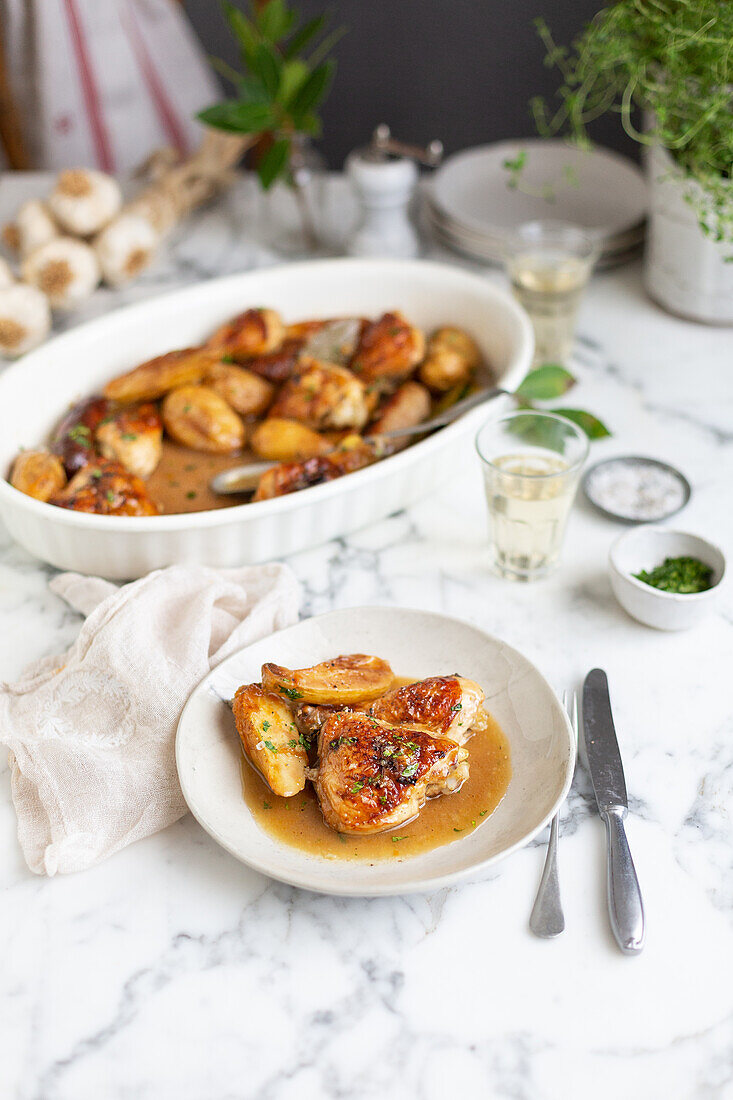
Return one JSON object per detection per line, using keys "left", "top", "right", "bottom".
{"left": 175, "top": 605, "right": 577, "bottom": 896}
{"left": 432, "top": 138, "right": 648, "bottom": 241}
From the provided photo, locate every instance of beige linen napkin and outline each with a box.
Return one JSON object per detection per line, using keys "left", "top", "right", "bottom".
{"left": 0, "top": 563, "right": 301, "bottom": 875}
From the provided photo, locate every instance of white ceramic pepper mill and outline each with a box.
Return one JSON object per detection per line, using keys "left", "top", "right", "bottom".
{"left": 345, "top": 125, "right": 442, "bottom": 258}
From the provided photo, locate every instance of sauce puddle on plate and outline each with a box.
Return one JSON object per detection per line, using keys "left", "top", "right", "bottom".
{"left": 239, "top": 702, "right": 512, "bottom": 862}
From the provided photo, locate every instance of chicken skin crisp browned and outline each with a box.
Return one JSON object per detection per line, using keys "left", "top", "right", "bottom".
{"left": 50, "top": 458, "right": 159, "bottom": 515}
{"left": 10, "top": 306, "right": 485, "bottom": 514}
{"left": 314, "top": 712, "right": 468, "bottom": 835}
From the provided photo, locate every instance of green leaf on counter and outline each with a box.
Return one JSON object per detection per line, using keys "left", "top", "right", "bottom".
{"left": 550, "top": 407, "right": 611, "bottom": 439}
{"left": 515, "top": 364, "right": 576, "bottom": 400}
{"left": 257, "top": 138, "right": 291, "bottom": 190}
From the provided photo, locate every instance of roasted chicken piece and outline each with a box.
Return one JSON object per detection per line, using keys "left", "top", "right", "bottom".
{"left": 204, "top": 362, "right": 274, "bottom": 417}
{"left": 262, "top": 653, "right": 393, "bottom": 705}
{"left": 95, "top": 402, "right": 163, "bottom": 478}
{"left": 249, "top": 418, "right": 331, "bottom": 463}
{"left": 232, "top": 683, "right": 308, "bottom": 797}
{"left": 350, "top": 312, "right": 425, "bottom": 390}
{"left": 162, "top": 384, "right": 246, "bottom": 453}
{"left": 268, "top": 357, "right": 369, "bottom": 431}
{"left": 50, "top": 458, "right": 159, "bottom": 515}
{"left": 103, "top": 347, "right": 219, "bottom": 403}
{"left": 418, "top": 326, "right": 481, "bottom": 393}
{"left": 52, "top": 395, "right": 111, "bottom": 475}
{"left": 207, "top": 308, "right": 284, "bottom": 359}
{"left": 368, "top": 380, "right": 431, "bottom": 444}
{"left": 10, "top": 450, "right": 66, "bottom": 501}
{"left": 314, "top": 712, "right": 467, "bottom": 835}
{"left": 244, "top": 339, "right": 303, "bottom": 383}
{"left": 253, "top": 441, "right": 378, "bottom": 500}
{"left": 370, "top": 675, "right": 485, "bottom": 745}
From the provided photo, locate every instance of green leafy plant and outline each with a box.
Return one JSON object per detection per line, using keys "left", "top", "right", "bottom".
{"left": 198, "top": 1, "right": 345, "bottom": 196}
{"left": 514, "top": 364, "right": 611, "bottom": 439}
{"left": 530, "top": 2, "right": 733, "bottom": 244}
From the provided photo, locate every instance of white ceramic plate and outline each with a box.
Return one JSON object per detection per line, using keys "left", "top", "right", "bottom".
{"left": 0, "top": 259, "right": 532, "bottom": 579}
{"left": 432, "top": 139, "right": 647, "bottom": 242}
{"left": 176, "top": 606, "right": 576, "bottom": 896}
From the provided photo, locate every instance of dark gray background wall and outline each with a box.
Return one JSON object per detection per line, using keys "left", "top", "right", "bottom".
{"left": 183, "top": 0, "right": 636, "bottom": 167}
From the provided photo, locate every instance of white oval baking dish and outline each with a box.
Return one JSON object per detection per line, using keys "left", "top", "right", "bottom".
{"left": 0, "top": 259, "right": 533, "bottom": 578}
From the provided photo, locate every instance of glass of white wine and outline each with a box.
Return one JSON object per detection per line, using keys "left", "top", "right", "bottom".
{"left": 504, "top": 221, "right": 599, "bottom": 366}
{"left": 476, "top": 411, "right": 589, "bottom": 582}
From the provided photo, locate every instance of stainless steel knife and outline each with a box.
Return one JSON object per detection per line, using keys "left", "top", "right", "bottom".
{"left": 582, "top": 668, "right": 645, "bottom": 955}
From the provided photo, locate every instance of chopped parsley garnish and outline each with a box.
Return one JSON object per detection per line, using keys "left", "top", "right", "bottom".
{"left": 261, "top": 720, "right": 270, "bottom": 732}
{"left": 379, "top": 795, "right": 388, "bottom": 805}
{"left": 479, "top": 810, "right": 488, "bottom": 817}
{"left": 263, "top": 740, "right": 278, "bottom": 754}
{"left": 221, "top": 354, "right": 235, "bottom": 364}
{"left": 401, "top": 761, "right": 419, "bottom": 779}
{"left": 391, "top": 836, "right": 404, "bottom": 843}
{"left": 263, "top": 800, "right": 271, "bottom": 809}
{"left": 68, "top": 424, "right": 91, "bottom": 445}
{"left": 105, "top": 490, "right": 116, "bottom": 503}
{"left": 277, "top": 686, "right": 303, "bottom": 700}
{"left": 90, "top": 468, "right": 102, "bottom": 480}
{"left": 451, "top": 702, "right": 462, "bottom": 713}
{"left": 120, "top": 432, "right": 138, "bottom": 441}
{"left": 351, "top": 780, "right": 365, "bottom": 793}
{"left": 634, "top": 555, "right": 713, "bottom": 594}
{"left": 453, "top": 828, "right": 463, "bottom": 833}
{"left": 183, "top": 405, "right": 192, "bottom": 413}
{"left": 186, "top": 491, "right": 197, "bottom": 500}
{"left": 288, "top": 739, "right": 297, "bottom": 748}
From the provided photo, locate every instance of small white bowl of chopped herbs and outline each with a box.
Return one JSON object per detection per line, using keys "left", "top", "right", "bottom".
{"left": 609, "top": 527, "right": 725, "bottom": 631}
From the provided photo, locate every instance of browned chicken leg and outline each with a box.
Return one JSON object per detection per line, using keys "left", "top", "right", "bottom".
{"left": 314, "top": 712, "right": 467, "bottom": 835}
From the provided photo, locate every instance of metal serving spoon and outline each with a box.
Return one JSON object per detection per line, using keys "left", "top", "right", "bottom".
{"left": 210, "top": 384, "right": 508, "bottom": 495}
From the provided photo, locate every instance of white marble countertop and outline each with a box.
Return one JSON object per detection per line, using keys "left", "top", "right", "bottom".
{"left": 1, "top": 174, "right": 732, "bottom": 1100}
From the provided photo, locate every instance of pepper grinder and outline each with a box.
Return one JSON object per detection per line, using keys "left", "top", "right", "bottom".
{"left": 345, "top": 125, "right": 442, "bottom": 258}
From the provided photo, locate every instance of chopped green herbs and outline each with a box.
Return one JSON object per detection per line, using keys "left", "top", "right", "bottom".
{"left": 120, "top": 432, "right": 138, "bottom": 441}
{"left": 261, "top": 720, "right": 270, "bottom": 732}
{"left": 277, "top": 685, "right": 303, "bottom": 700}
{"left": 186, "top": 491, "right": 197, "bottom": 500}
{"left": 263, "top": 800, "right": 271, "bottom": 809}
{"left": 105, "top": 490, "right": 116, "bottom": 503}
{"left": 634, "top": 556, "right": 713, "bottom": 594}
{"left": 351, "top": 780, "right": 365, "bottom": 793}
{"left": 263, "top": 740, "right": 278, "bottom": 754}
{"left": 401, "top": 761, "right": 419, "bottom": 779}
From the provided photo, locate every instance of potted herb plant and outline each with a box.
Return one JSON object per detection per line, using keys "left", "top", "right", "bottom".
{"left": 532, "top": 1, "right": 733, "bottom": 324}
{"left": 198, "top": 0, "right": 345, "bottom": 252}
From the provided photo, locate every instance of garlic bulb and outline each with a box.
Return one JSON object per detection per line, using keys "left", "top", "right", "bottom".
{"left": 22, "top": 237, "right": 100, "bottom": 310}
{"left": 0, "top": 284, "right": 51, "bottom": 357}
{"left": 0, "top": 257, "right": 14, "bottom": 289}
{"left": 94, "top": 213, "right": 159, "bottom": 286}
{"left": 48, "top": 168, "right": 122, "bottom": 236}
{"left": 3, "top": 199, "right": 59, "bottom": 257}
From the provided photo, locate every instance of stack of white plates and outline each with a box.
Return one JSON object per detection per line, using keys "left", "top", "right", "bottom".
{"left": 427, "top": 140, "right": 647, "bottom": 269}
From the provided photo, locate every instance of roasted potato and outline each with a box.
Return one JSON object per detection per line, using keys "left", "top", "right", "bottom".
{"left": 262, "top": 653, "right": 394, "bottom": 705}
{"left": 50, "top": 458, "right": 159, "bottom": 515}
{"left": 10, "top": 450, "right": 66, "bottom": 501}
{"left": 96, "top": 402, "right": 163, "bottom": 478}
{"left": 162, "top": 384, "right": 246, "bottom": 453}
{"left": 207, "top": 308, "right": 284, "bottom": 359}
{"left": 368, "top": 380, "right": 431, "bottom": 445}
{"left": 104, "top": 347, "right": 219, "bottom": 403}
{"left": 249, "top": 418, "right": 332, "bottom": 463}
{"left": 52, "top": 395, "right": 111, "bottom": 475}
{"left": 232, "top": 684, "right": 308, "bottom": 797}
{"left": 205, "top": 362, "right": 274, "bottom": 417}
{"left": 268, "top": 357, "right": 369, "bottom": 431}
{"left": 418, "top": 327, "right": 481, "bottom": 393}
{"left": 350, "top": 311, "right": 425, "bottom": 389}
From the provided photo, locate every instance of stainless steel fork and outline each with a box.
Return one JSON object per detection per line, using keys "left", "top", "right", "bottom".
{"left": 529, "top": 689, "right": 578, "bottom": 938}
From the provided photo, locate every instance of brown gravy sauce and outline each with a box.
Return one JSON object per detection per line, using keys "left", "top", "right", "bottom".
{"left": 239, "top": 677, "right": 512, "bottom": 862}
{"left": 146, "top": 440, "right": 251, "bottom": 514}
